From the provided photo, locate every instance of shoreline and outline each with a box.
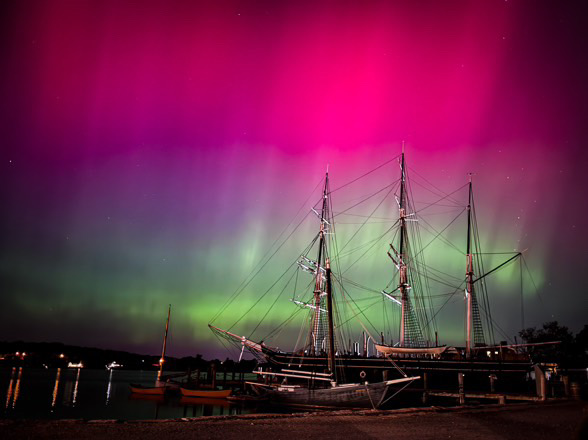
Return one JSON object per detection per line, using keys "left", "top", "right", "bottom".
{"left": 2, "top": 400, "right": 586, "bottom": 440}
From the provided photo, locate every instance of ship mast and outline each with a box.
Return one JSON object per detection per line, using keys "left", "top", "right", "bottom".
{"left": 325, "top": 258, "right": 337, "bottom": 383}
{"left": 465, "top": 176, "right": 474, "bottom": 358}
{"left": 159, "top": 304, "right": 171, "bottom": 379}
{"left": 398, "top": 150, "right": 408, "bottom": 346}
{"left": 310, "top": 173, "right": 329, "bottom": 355}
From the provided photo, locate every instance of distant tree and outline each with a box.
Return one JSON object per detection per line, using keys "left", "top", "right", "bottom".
{"left": 519, "top": 321, "right": 584, "bottom": 368}
{"left": 575, "top": 325, "right": 588, "bottom": 364}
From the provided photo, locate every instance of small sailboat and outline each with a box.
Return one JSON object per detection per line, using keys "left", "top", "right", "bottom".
{"left": 130, "top": 304, "right": 173, "bottom": 395}
{"left": 129, "top": 383, "right": 167, "bottom": 395}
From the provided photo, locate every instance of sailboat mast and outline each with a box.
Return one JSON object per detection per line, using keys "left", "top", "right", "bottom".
{"left": 159, "top": 304, "right": 171, "bottom": 376}
{"left": 465, "top": 176, "right": 474, "bottom": 357}
{"left": 310, "top": 173, "right": 329, "bottom": 355}
{"left": 398, "top": 151, "right": 408, "bottom": 346}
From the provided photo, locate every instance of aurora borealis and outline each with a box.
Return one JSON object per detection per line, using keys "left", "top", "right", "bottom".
{"left": 1, "top": 0, "right": 587, "bottom": 359}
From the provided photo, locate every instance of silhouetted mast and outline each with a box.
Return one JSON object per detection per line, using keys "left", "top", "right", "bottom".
{"left": 465, "top": 176, "right": 474, "bottom": 357}
{"left": 310, "top": 173, "right": 329, "bottom": 355}
{"left": 398, "top": 149, "right": 408, "bottom": 346}
{"left": 159, "top": 304, "right": 171, "bottom": 378}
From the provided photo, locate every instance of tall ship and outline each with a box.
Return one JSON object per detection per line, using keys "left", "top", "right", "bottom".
{"left": 209, "top": 149, "right": 537, "bottom": 401}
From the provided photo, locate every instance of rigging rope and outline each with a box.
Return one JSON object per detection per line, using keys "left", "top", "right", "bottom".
{"left": 209, "top": 175, "right": 322, "bottom": 324}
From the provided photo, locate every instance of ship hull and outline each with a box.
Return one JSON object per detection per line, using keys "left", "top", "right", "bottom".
{"left": 129, "top": 384, "right": 168, "bottom": 395}
{"left": 180, "top": 388, "right": 232, "bottom": 398}
{"left": 249, "top": 377, "right": 418, "bottom": 409}
{"left": 260, "top": 351, "right": 533, "bottom": 393}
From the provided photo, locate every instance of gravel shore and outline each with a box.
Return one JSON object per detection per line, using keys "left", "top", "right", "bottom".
{"left": 1, "top": 401, "right": 586, "bottom": 440}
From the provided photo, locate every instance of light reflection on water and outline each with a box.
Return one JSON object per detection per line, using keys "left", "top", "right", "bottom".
{"left": 73, "top": 368, "right": 80, "bottom": 406}
{"left": 0, "top": 368, "right": 265, "bottom": 420}
{"left": 51, "top": 368, "right": 60, "bottom": 410}
{"left": 105, "top": 369, "right": 113, "bottom": 406}
{"left": 5, "top": 367, "right": 23, "bottom": 409}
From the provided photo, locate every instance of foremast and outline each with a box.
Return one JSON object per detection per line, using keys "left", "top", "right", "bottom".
{"left": 305, "top": 171, "right": 337, "bottom": 381}
{"left": 393, "top": 150, "right": 425, "bottom": 348}
{"left": 308, "top": 172, "right": 331, "bottom": 356}
{"left": 465, "top": 175, "right": 485, "bottom": 357}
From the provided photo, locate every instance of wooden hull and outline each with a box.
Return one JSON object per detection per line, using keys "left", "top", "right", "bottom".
{"left": 264, "top": 351, "right": 532, "bottom": 375}
{"left": 249, "top": 377, "right": 419, "bottom": 409}
{"left": 374, "top": 344, "right": 448, "bottom": 356}
{"left": 180, "top": 388, "right": 232, "bottom": 398}
{"left": 129, "top": 384, "right": 167, "bottom": 395}
{"left": 258, "top": 351, "right": 533, "bottom": 394}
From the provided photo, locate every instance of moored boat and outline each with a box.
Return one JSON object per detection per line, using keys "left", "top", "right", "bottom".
{"left": 247, "top": 376, "right": 419, "bottom": 409}
{"left": 129, "top": 383, "right": 167, "bottom": 395}
{"left": 130, "top": 305, "right": 175, "bottom": 395}
{"left": 209, "top": 149, "right": 550, "bottom": 402}
{"left": 180, "top": 388, "right": 232, "bottom": 398}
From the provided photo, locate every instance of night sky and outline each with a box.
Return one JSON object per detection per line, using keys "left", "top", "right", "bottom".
{"left": 1, "top": 0, "right": 587, "bottom": 359}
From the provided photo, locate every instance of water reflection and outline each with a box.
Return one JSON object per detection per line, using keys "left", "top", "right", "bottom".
{"left": 12, "top": 368, "right": 22, "bottom": 409}
{"left": 1, "top": 369, "right": 265, "bottom": 420}
{"left": 63, "top": 368, "right": 82, "bottom": 407}
{"left": 72, "top": 368, "right": 81, "bottom": 406}
{"left": 105, "top": 369, "right": 113, "bottom": 405}
{"left": 129, "top": 393, "right": 163, "bottom": 418}
{"left": 5, "top": 367, "right": 15, "bottom": 409}
{"left": 51, "top": 368, "right": 61, "bottom": 410}
{"left": 180, "top": 397, "right": 233, "bottom": 417}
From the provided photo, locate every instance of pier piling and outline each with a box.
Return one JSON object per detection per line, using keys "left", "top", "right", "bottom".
{"left": 489, "top": 374, "right": 497, "bottom": 393}
{"left": 422, "top": 372, "right": 429, "bottom": 404}
{"left": 458, "top": 373, "right": 465, "bottom": 405}
{"left": 211, "top": 363, "right": 217, "bottom": 389}
{"left": 534, "top": 365, "right": 546, "bottom": 401}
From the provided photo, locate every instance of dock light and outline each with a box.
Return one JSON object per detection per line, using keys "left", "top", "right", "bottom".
{"left": 59, "top": 354, "right": 65, "bottom": 358}
{"left": 160, "top": 358, "right": 164, "bottom": 364}
{"left": 15, "top": 352, "right": 19, "bottom": 356}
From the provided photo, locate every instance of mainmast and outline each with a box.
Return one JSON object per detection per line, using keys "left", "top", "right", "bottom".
{"left": 398, "top": 151, "right": 408, "bottom": 346}
{"left": 464, "top": 175, "right": 487, "bottom": 357}
{"left": 385, "top": 147, "right": 425, "bottom": 349}
{"left": 465, "top": 176, "right": 473, "bottom": 357}
{"left": 310, "top": 173, "right": 329, "bottom": 355}
{"left": 159, "top": 304, "right": 171, "bottom": 378}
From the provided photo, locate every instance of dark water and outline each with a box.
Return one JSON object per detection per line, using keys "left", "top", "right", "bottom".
{"left": 0, "top": 367, "right": 267, "bottom": 420}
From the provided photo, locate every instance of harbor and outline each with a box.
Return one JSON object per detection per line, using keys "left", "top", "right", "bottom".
{"left": 2, "top": 361, "right": 585, "bottom": 418}
{"left": 2, "top": 1, "right": 588, "bottom": 436}
{"left": 0, "top": 367, "right": 261, "bottom": 421}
